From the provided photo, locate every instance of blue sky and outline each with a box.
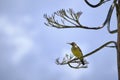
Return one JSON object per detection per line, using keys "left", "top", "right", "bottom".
{"left": 0, "top": 0, "right": 118, "bottom": 80}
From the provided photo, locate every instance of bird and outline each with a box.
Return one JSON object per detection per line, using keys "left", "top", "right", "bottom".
{"left": 67, "top": 42, "right": 85, "bottom": 65}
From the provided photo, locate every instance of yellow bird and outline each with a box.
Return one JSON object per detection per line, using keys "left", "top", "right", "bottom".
{"left": 68, "top": 42, "right": 85, "bottom": 65}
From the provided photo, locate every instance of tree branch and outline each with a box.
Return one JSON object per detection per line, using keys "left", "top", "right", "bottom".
{"left": 84, "top": 0, "right": 110, "bottom": 8}
{"left": 56, "top": 41, "right": 117, "bottom": 69}
{"left": 44, "top": 9, "right": 106, "bottom": 30}
{"left": 84, "top": 41, "right": 117, "bottom": 57}
{"left": 106, "top": 45, "right": 117, "bottom": 48}
{"left": 44, "top": 2, "right": 117, "bottom": 32}
{"left": 106, "top": 1, "right": 118, "bottom": 34}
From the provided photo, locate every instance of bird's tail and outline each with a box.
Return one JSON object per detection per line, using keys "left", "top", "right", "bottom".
{"left": 81, "top": 59, "right": 85, "bottom": 65}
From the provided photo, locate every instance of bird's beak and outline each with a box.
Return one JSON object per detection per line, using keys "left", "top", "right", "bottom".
{"left": 67, "top": 43, "right": 72, "bottom": 45}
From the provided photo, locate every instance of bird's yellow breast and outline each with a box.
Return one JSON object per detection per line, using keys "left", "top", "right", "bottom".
{"left": 71, "top": 46, "right": 83, "bottom": 60}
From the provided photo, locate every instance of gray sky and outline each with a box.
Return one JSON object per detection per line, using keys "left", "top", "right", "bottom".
{"left": 0, "top": 0, "right": 118, "bottom": 80}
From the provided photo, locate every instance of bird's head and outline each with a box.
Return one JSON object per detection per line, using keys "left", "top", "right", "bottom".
{"left": 67, "top": 42, "right": 77, "bottom": 46}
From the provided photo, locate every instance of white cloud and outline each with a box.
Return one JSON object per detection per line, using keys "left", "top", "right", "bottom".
{"left": 12, "top": 36, "right": 34, "bottom": 64}
{"left": 0, "top": 15, "right": 36, "bottom": 65}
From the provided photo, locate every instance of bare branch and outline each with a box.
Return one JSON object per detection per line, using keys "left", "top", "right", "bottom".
{"left": 56, "top": 41, "right": 117, "bottom": 69}
{"left": 105, "top": 2, "right": 118, "bottom": 34}
{"left": 106, "top": 45, "right": 117, "bottom": 48}
{"left": 54, "top": 9, "right": 79, "bottom": 26}
{"left": 44, "top": 3, "right": 116, "bottom": 31}
{"left": 44, "top": 1, "right": 118, "bottom": 34}
{"left": 56, "top": 57, "right": 88, "bottom": 69}
{"left": 44, "top": 9, "right": 104, "bottom": 30}
{"left": 84, "top": 0, "right": 110, "bottom": 8}
{"left": 68, "top": 62, "right": 88, "bottom": 69}
{"left": 84, "top": 41, "right": 117, "bottom": 57}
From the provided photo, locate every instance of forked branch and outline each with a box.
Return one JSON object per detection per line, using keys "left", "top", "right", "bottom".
{"left": 44, "top": 9, "right": 103, "bottom": 30}
{"left": 44, "top": 1, "right": 118, "bottom": 33}
{"left": 56, "top": 41, "right": 117, "bottom": 69}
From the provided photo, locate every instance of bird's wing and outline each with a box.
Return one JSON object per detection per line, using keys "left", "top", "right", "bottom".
{"left": 77, "top": 46, "right": 82, "bottom": 53}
